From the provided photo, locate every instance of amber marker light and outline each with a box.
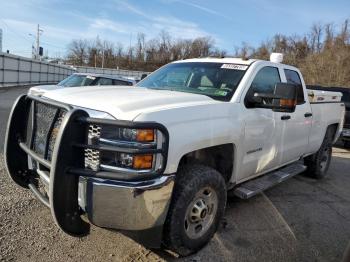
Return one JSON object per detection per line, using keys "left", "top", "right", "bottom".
{"left": 133, "top": 154, "right": 153, "bottom": 169}
{"left": 280, "top": 99, "right": 296, "bottom": 107}
{"left": 136, "top": 129, "right": 155, "bottom": 142}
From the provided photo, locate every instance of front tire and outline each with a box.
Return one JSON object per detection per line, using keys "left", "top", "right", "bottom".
{"left": 163, "top": 164, "right": 226, "bottom": 256}
{"left": 304, "top": 128, "right": 333, "bottom": 179}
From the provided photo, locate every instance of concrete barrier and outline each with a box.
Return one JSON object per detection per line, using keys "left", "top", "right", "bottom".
{"left": 0, "top": 53, "right": 74, "bottom": 87}
{"left": 0, "top": 52, "right": 152, "bottom": 88}
{"left": 75, "top": 66, "right": 150, "bottom": 80}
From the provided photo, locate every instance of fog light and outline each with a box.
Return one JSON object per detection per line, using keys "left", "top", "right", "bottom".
{"left": 119, "top": 153, "right": 133, "bottom": 167}
{"left": 133, "top": 154, "right": 153, "bottom": 169}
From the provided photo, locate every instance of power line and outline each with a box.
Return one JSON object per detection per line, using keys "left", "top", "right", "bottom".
{"left": 40, "top": 40, "right": 67, "bottom": 50}
{"left": 0, "top": 20, "right": 67, "bottom": 54}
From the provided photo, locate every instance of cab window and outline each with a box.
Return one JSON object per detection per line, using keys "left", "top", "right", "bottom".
{"left": 284, "top": 69, "right": 304, "bottom": 104}
{"left": 250, "top": 66, "right": 281, "bottom": 94}
{"left": 245, "top": 66, "right": 281, "bottom": 107}
{"left": 114, "top": 79, "right": 133, "bottom": 86}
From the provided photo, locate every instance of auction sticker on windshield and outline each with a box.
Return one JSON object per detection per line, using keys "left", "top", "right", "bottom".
{"left": 221, "top": 64, "right": 248, "bottom": 70}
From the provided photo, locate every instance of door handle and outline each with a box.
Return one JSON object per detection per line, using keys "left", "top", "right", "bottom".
{"left": 304, "top": 112, "right": 312, "bottom": 118}
{"left": 281, "top": 115, "right": 291, "bottom": 120}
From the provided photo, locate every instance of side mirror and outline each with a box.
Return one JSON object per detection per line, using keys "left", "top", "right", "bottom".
{"left": 251, "top": 83, "right": 298, "bottom": 112}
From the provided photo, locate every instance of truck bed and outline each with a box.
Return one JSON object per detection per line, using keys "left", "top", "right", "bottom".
{"left": 307, "top": 89, "right": 345, "bottom": 153}
{"left": 307, "top": 89, "right": 342, "bottom": 103}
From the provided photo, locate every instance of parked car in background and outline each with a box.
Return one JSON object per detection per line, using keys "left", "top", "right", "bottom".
{"left": 28, "top": 73, "right": 136, "bottom": 96}
{"left": 307, "top": 85, "right": 350, "bottom": 148}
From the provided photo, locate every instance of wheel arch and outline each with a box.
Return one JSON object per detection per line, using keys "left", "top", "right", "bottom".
{"left": 176, "top": 143, "right": 236, "bottom": 185}
{"left": 327, "top": 123, "right": 339, "bottom": 143}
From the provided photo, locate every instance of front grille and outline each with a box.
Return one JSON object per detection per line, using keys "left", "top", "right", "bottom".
{"left": 84, "top": 149, "right": 100, "bottom": 171}
{"left": 84, "top": 124, "right": 101, "bottom": 171}
{"left": 47, "top": 111, "right": 66, "bottom": 161}
{"left": 26, "top": 101, "right": 66, "bottom": 161}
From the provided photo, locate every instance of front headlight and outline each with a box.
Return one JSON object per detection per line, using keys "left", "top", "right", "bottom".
{"left": 84, "top": 123, "right": 166, "bottom": 175}
{"left": 102, "top": 152, "right": 154, "bottom": 170}
{"left": 104, "top": 127, "right": 155, "bottom": 142}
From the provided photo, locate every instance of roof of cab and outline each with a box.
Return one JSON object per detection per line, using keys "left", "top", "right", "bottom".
{"left": 172, "top": 57, "right": 258, "bottom": 65}
{"left": 172, "top": 57, "right": 302, "bottom": 73}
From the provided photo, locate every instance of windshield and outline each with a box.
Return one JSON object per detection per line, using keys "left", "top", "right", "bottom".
{"left": 137, "top": 62, "right": 247, "bottom": 101}
{"left": 58, "top": 74, "right": 96, "bottom": 87}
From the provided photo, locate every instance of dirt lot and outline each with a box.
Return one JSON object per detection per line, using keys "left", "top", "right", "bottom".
{"left": 0, "top": 86, "right": 350, "bottom": 262}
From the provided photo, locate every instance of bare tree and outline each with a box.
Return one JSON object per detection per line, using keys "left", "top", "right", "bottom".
{"left": 67, "top": 39, "right": 88, "bottom": 65}
{"left": 310, "top": 23, "right": 323, "bottom": 53}
{"left": 65, "top": 19, "right": 350, "bottom": 87}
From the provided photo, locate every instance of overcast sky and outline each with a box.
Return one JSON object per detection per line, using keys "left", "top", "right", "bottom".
{"left": 0, "top": 0, "right": 349, "bottom": 58}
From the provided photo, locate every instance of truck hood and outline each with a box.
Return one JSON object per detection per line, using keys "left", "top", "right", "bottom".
{"left": 28, "top": 85, "right": 59, "bottom": 96}
{"left": 43, "top": 86, "right": 216, "bottom": 120}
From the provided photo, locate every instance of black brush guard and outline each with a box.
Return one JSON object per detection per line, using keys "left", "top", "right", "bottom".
{"left": 4, "top": 94, "right": 169, "bottom": 237}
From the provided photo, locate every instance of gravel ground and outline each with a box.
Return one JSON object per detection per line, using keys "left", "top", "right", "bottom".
{"left": 0, "top": 86, "right": 350, "bottom": 262}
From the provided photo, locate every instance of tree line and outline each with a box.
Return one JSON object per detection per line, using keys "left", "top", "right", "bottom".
{"left": 67, "top": 19, "right": 350, "bottom": 87}
{"left": 66, "top": 31, "right": 225, "bottom": 72}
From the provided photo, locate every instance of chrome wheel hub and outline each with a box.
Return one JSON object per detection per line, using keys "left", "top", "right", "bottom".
{"left": 184, "top": 187, "right": 218, "bottom": 239}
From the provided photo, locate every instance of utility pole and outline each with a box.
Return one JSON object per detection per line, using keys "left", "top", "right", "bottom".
{"left": 35, "top": 24, "right": 43, "bottom": 60}
{"left": 0, "top": 28, "right": 2, "bottom": 53}
{"left": 101, "top": 42, "right": 105, "bottom": 68}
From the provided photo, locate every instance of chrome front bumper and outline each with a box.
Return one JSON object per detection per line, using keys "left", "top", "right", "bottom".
{"left": 78, "top": 175, "right": 175, "bottom": 231}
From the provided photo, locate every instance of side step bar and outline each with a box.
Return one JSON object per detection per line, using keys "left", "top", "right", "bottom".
{"left": 233, "top": 162, "right": 307, "bottom": 199}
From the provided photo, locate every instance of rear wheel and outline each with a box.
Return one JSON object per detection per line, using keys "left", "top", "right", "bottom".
{"left": 304, "top": 128, "right": 333, "bottom": 179}
{"left": 163, "top": 164, "right": 226, "bottom": 256}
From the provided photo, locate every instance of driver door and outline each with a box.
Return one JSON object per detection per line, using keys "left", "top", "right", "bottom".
{"left": 238, "top": 66, "right": 283, "bottom": 181}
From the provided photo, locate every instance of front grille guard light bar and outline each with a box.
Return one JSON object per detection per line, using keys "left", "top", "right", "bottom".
{"left": 70, "top": 116, "right": 169, "bottom": 180}
{"left": 17, "top": 95, "right": 169, "bottom": 180}
{"left": 4, "top": 94, "right": 169, "bottom": 237}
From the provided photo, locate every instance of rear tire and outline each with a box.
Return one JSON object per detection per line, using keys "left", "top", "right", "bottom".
{"left": 304, "top": 128, "right": 333, "bottom": 179}
{"left": 163, "top": 164, "right": 226, "bottom": 256}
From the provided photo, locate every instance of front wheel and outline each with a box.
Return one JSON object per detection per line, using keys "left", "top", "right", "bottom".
{"left": 163, "top": 164, "right": 226, "bottom": 256}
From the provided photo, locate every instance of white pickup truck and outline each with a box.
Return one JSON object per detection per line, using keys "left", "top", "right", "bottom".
{"left": 5, "top": 54, "right": 345, "bottom": 256}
